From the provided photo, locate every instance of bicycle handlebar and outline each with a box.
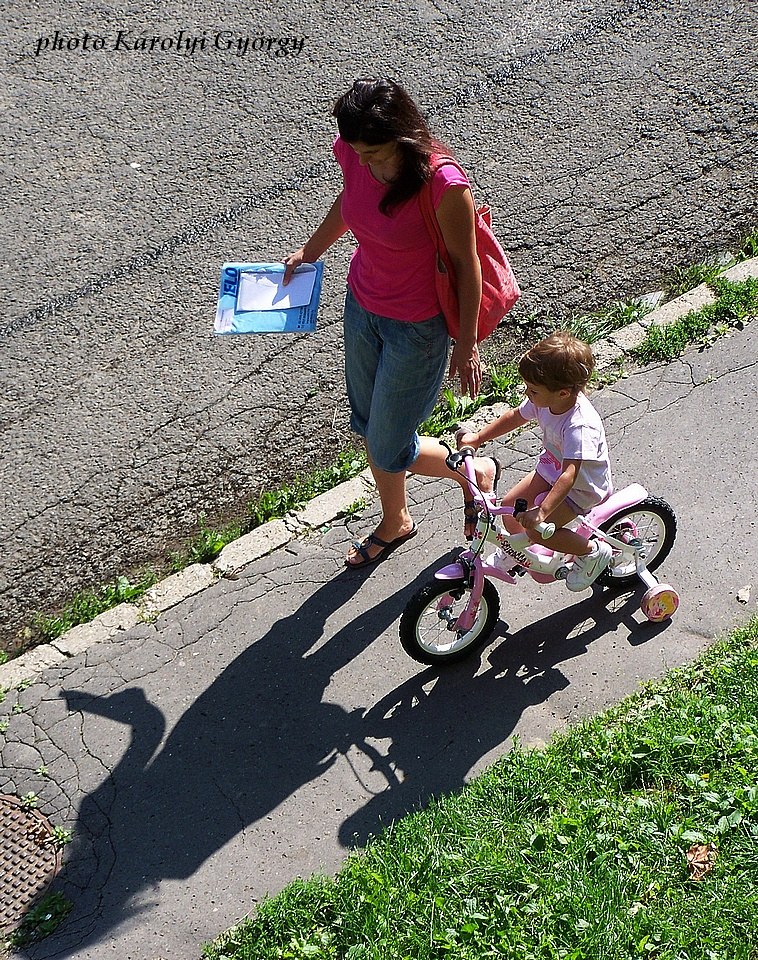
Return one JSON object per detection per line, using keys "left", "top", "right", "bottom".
{"left": 513, "top": 498, "right": 555, "bottom": 540}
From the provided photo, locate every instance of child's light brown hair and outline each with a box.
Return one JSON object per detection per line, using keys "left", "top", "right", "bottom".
{"left": 518, "top": 332, "right": 595, "bottom": 393}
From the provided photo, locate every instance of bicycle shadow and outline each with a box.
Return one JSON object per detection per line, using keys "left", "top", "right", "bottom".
{"left": 46, "top": 554, "right": 453, "bottom": 959}
{"left": 339, "top": 584, "right": 671, "bottom": 847}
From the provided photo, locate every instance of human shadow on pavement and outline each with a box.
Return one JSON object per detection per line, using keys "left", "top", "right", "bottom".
{"left": 339, "top": 586, "right": 671, "bottom": 847}
{"left": 46, "top": 557, "right": 451, "bottom": 959}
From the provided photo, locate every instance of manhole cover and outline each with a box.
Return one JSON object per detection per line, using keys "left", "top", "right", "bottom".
{"left": 0, "top": 794, "right": 62, "bottom": 933}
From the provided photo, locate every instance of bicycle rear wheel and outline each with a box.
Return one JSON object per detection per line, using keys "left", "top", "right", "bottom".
{"left": 399, "top": 578, "right": 500, "bottom": 665}
{"left": 597, "top": 497, "right": 677, "bottom": 587}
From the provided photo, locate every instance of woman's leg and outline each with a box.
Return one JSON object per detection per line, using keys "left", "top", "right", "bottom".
{"left": 411, "top": 437, "right": 501, "bottom": 538}
{"left": 345, "top": 311, "right": 449, "bottom": 564}
{"left": 345, "top": 449, "right": 416, "bottom": 566}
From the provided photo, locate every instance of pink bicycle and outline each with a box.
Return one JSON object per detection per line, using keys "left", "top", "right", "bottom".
{"left": 400, "top": 443, "right": 680, "bottom": 665}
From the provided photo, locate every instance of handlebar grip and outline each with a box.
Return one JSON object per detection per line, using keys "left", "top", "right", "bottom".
{"left": 513, "top": 497, "right": 554, "bottom": 539}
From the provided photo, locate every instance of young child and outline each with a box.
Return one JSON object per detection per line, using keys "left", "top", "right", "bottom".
{"left": 457, "top": 332, "right": 613, "bottom": 591}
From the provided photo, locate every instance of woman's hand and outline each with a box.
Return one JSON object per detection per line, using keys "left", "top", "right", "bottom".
{"left": 283, "top": 191, "right": 348, "bottom": 285}
{"left": 282, "top": 248, "right": 306, "bottom": 285}
{"left": 435, "top": 185, "right": 482, "bottom": 396}
{"left": 449, "top": 339, "right": 483, "bottom": 399}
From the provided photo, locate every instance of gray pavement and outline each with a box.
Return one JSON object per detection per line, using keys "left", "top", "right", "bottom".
{"left": 1, "top": 298, "right": 757, "bottom": 958}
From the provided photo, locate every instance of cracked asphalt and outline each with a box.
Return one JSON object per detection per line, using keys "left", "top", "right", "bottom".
{"left": 1, "top": 318, "right": 757, "bottom": 959}
{"left": 2, "top": 0, "right": 757, "bottom": 648}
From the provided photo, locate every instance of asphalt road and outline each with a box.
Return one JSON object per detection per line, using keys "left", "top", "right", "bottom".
{"left": 1, "top": 1, "right": 756, "bottom": 650}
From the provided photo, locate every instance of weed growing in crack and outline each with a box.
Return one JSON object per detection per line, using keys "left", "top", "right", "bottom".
{"left": 32, "top": 572, "right": 158, "bottom": 643}
{"left": 632, "top": 277, "right": 758, "bottom": 364}
{"left": 5, "top": 892, "right": 72, "bottom": 949}
{"left": 248, "top": 449, "right": 367, "bottom": 527}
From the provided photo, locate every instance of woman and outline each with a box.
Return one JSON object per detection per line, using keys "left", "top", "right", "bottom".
{"left": 284, "top": 78, "right": 500, "bottom": 566}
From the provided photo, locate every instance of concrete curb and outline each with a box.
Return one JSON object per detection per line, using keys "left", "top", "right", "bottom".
{"left": 2, "top": 258, "right": 756, "bottom": 687}
{"left": 0, "top": 469, "right": 377, "bottom": 686}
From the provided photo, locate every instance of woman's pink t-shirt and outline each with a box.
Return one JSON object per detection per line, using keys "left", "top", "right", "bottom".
{"left": 333, "top": 136, "right": 470, "bottom": 322}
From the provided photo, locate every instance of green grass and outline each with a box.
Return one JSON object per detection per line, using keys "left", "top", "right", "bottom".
{"left": 420, "top": 368, "right": 525, "bottom": 438}
{"left": 205, "top": 618, "right": 758, "bottom": 960}
{"left": 566, "top": 298, "right": 655, "bottom": 344}
{"left": 663, "top": 261, "right": 729, "bottom": 300}
{"left": 249, "top": 450, "right": 367, "bottom": 527}
{"left": 5, "top": 892, "right": 72, "bottom": 949}
{"left": 32, "top": 572, "right": 159, "bottom": 643}
{"left": 738, "top": 227, "right": 758, "bottom": 261}
{"left": 632, "top": 277, "right": 758, "bottom": 365}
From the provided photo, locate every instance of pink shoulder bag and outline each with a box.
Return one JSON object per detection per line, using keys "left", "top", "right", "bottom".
{"left": 418, "top": 156, "right": 520, "bottom": 342}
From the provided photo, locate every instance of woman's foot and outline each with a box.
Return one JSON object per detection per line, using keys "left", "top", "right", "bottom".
{"left": 346, "top": 520, "right": 418, "bottom": 567}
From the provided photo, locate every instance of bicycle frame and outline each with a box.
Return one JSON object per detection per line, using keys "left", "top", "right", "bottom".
{"left": 434, "top": 450, "right": 671, "bottom": 632}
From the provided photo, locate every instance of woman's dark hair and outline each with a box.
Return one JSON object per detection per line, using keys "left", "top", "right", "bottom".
{"left": 332, "top": 78, "right": 440, "bottom": 215}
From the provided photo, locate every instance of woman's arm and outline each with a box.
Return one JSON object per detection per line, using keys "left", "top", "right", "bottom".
{"left": 434, "top": 185, "right": 482, "bottom": 398}
{"left": 283, "top": 191, "right": 348, "bottom": 284}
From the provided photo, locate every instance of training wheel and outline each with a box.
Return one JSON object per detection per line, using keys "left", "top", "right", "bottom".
{"left": 640, "top": 584, "right": 680, "bottom": 622}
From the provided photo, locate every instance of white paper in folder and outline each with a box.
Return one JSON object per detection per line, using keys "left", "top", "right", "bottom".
{"left": 237, "top": 264, "right": 317, "bottom": 312}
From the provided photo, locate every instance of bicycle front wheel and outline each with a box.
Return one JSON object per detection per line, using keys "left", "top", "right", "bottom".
{"left": 399, "top": 578, "right": 500, "bottom": 665}
{"left": 598, "top": 497, "right": 677, "bottom": 587}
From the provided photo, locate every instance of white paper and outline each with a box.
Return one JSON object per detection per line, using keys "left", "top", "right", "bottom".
{"left": 237, "top": 264, "right": 317, "bottom": 312}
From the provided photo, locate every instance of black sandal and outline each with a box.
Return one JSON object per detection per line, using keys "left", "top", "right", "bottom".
{"left": 463, "top": 501, "right": 479, "bottom": 541}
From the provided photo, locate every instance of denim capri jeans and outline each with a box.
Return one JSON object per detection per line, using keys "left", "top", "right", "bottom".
{"left": 343, "top": 287, "right": 450, "bottom": 474}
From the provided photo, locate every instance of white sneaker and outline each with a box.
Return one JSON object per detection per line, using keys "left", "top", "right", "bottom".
{"left": 488, "top": 548, "right": 510, "bottom": 571}
{"left": 566, "top": 540, "right": 613, "bottom": 592}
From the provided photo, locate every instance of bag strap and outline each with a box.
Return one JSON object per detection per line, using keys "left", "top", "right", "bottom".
{"left": 418, "top": 155, "right": 465, "bottom": 271}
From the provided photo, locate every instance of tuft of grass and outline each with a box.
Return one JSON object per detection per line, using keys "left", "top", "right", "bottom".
{"left": 632, "top": 277, "right": 758, "bottom": 365}
{"left": 169, "top": 514, "right": 243, "bottom": 570}
{"left": 5, "top": 892, "right": 73, "bottom": 949}
{"left": 32, "top": 572, "right": 158, "bottom": 643}
{"left": 737, "top": 225, "right": 758, "bottom": 261}
{"left": 344, "top": 497, "right": 370, "bottom": 519}
{"left": 420, "top": 365, "right": 525, "bottom": 438}
{"left": 204, "top": 618, "right": 758, "bottom": 960}
{"left": 248, "top": 449, "right": 367, "bottom": 527}
{"left": 567, "top": 298, "right": 654, "bottom": 344}
{"left": 419, "top": 387, "right": 478, "bottom": 438}
{"left": 664, "top": 261, "right": 730, "bottom": 300}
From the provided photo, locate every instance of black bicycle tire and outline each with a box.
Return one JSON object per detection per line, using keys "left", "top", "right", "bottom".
{"left": 597, "top": 497, "right": 677, "bottom": 587}
{"left": 399, "top": 577, "right": 500, "bottom": 665}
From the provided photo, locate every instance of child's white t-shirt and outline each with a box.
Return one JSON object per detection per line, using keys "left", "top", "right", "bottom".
{"left": 519, "top": 392, "right": 612, "bottom": 511}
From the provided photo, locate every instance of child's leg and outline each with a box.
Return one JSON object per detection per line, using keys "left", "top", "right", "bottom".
{"left": 500, "top": 471, "right": 551, "bottom": 533}
{"left": 502, "top": 476, "right": 593, "bottom": 557}
{"left": 528, "top": 501, "right": 592, "bottom": 556}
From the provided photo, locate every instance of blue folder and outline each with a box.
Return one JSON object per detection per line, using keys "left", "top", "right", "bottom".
{"left": 214, "top": 261, "right": 324, "bottom": 334}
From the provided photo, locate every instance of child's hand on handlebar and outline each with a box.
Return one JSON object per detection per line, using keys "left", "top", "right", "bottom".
{"left": 455, "top": 423, "right": 480, "bottom": 451}
{"left": 513, "top": 505, "right": 542, "bottom": 530}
